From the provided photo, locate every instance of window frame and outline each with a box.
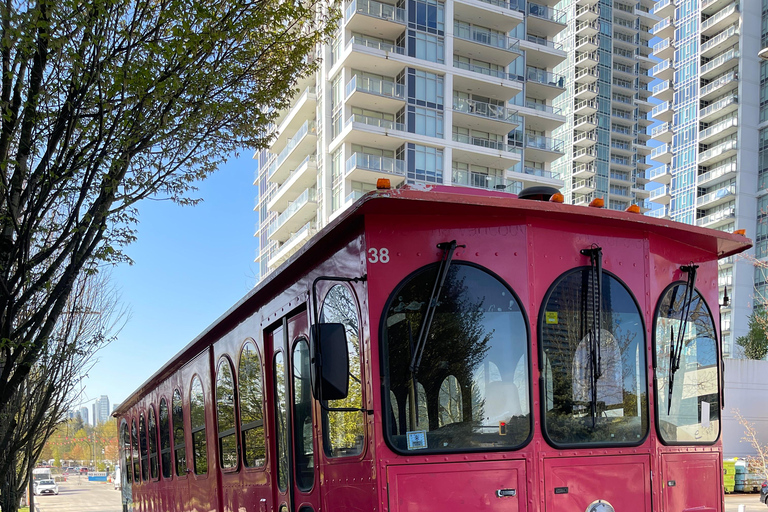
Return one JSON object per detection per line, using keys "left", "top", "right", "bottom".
{"left": 139, "top": 412, "right": 149, "bottom": 481}
{"left": 120, "top": 419, "right": 132, "bottom": 486}
{"left": 216, "top": 355, "right": 240, "bottom": 472}
{"left": 190, "top": 375, "right": 208, "bottom": 476}
{"left": 147, "top": 405, "right": 160, "bottom": 481}
{"left": 159, "top": 397, "right": 172, "bottom": 480}
{"left": 238, "top": 340, "right": 266, "bottom": 470}
{"left": 291, "top": 337, "right": 315, "bottom": 492}
{"left": 652, "top": 281, "right": 721, "bottom": 446}
{"left": 537, "top": 266, "right": 649, "bottom": 449}
{"left": 131, "top": 417, "right": 140, "bottom": 483}
{"left": 171, "top": 389, "right": 187, "bottom": 478}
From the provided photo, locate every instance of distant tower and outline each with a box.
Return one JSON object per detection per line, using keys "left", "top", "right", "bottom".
{"left": 92, "top": 403, "right": 97, "bottom": 426}
{"left": 97, "top": 395, "right": 110, "bottom": 425}
{"left": 79, "top": 406, "right": 88, "bottom": 425}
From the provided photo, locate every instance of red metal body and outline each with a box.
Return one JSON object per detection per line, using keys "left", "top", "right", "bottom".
{"left": 114, "top": 186, "right": 750, "bottom": 512}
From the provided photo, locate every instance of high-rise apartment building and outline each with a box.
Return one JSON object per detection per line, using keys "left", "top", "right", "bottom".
{"left": 95, "top": 395, "right": 110, "bottom": 426}
{"left": 254, "top": 0, "right": 574, "bottom": 277}
{"left": 551, "top": 0, "right": 655, "bottom": 210}
{"left": 79, "top": 406, "right": 89, "bottom": 426}
{"left": 647, "top": 0, "right": 762, "bottom": 357}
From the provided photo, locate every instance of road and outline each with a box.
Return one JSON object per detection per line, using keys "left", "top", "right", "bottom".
{"left": 726, "top": 494, "right": 767, "bottom": 512}
{"left": 32, "top": 477, "right": 121, "bottom": 512}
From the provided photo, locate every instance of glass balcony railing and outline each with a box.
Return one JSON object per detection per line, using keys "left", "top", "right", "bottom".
{"left": 700, "top": 94, "right": 738, "bottom": 119}
{"left": 527, "top": 2, "right": 566, "bottom": 24}
{"left": 348, "top": 35, "right": 405, "bottom": 54}
{"left": 452, "top": 169, "right": 516, "bottom": 192}
{"left": 653, "top": 0, "right": 672, "bottom": 15}
{"left": 699, "top": 117, "right": 737, "bottom": 141}
{"left": 653, "top": 17, "right": 671, "bottom": 35}
{"left": 650, "top": 122, "right": 670, "bottom": 138}
{"left": 651, "top": 101, "right": 670, "bottom": 117}
{"left": 346, "top": 114, "right": 405, "bottom": 131}
{"left": 697, "top": 186, "right": 735, "bottom": 206}
{"left": 345, "top": 152, "right": 406, "bottom": 177}
{"left": 269, "top": 120, "right": 317, "bottom": 178}
{"left": 649, "top": 186, "right": 670, "bottom": 200}
{"left": 524, "top": 134, "right": 565, "bottom": 153}
{"left": 701, "top": 4, "right": 739, "bottom": 34}
{"left": 698, "top": 161, "right": 736, "bottom": 184}
{"left": 453, "top": 97, "right": 520, "bottom": 124}
{"left": 652, "top": 81, "right": 672, "bottom": 95}
{"left": 345, "top": 74, "right": 404, "bottom": 100}
{"left": 269, "top": 188, "right": 317, "bottom": 236}
{"left": 452, "top": 133, "right": 519, "bottom": 154}
{"left": 525, "top": 100, "right": 562, "bottom": 115}
{"left": 614, "top": 31, "right": 636, "bottom": 44}
{"left": 526, "top": 34, "right": 563, "bottom": 50}
{"left": 696, "top": 206, "right": 735, "bottom": 227}
{"left": 700, "top": 71, "right": 737, "bottom": 98}
{"left": 454, "top": 22, "right": 520, "bottom": 52}
{"left": 522, "top": 166, "right": 560, "bottom": 180}
{"left": 651, "top": 59, "right": 671, "bottom": 76}
{"left": 700, "top": 48, "right": 739, "bottom": 76}
{"left": 346, "top": 0, "right": 406, "bottom": 24}
{"left": 526, "top": 67, "right": 565, "bottom": 88}
{"left": 573, "top": 178, "right": 595, "bottom": 190}
{"left": 701, "top": 24, "right": 739, "bottom": 55}
{"left": 698, "top": 139, "right": 737, "bottom": 163}
{"left": 648, "top": 165, "right": 671, "bottom": 180}
{"left": 453, "top": 58, "right": 516, "bottom": 81}
{"left": 650, "top": 144, "right": 669, "bottom": 159}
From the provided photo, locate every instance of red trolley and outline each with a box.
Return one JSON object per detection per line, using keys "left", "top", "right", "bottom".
{"left": 114, "top": 185, "right": 750, "bottom": 512}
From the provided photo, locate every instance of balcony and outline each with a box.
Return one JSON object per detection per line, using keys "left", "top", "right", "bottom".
{"left": 525, "top": 67, "right": 565, "bottom": 100}
{"left": 610, "top": 154, "right": 633, "bottom": 170}
{"left": 698, "top": 161, "right": 736, "bottom": 187}
{"left": 520, "top": 100, "right": 565, "bottom": 132}
{"left": 700, "top": 71, "right": 738, "bottom": 102}
{"left": 453, "top": 168, "right": 518, "bottom": 192}
{"left": 699, "top": 94, "right": 738, "bottom": 123}
{"left": 574, "top": 114, "right": 597, "bottom": 131}
{"left": 573, "top": 162, "right": 596, "bottom": 179}
{"left": 454, "top": 22, "right": 521, "bottom": 67}
{"left": 573, "top": 193, "right": 595, "bottom": 206}
{"left": 453, "top": 97, "right": 521, "bottom": 133}
{"left": 451, "top": 133, "right": 521, "bottom": 168}
{"left": 573, "top": 129, "right": 597, "bottom": 147}
{"left": 575, "top": 82, "right": 598, "bottom": 100}
{"left": 610, "top": 170, "right": 632, "bottom": 185}
{"left": 610, "top": 123, "right": 634, "bottom": 139}
{"left": 613, "top": 30, "right": 637, "bottom": 47}
{"left": 699, "top": 116, "right": 738, "bottom": 145}
{"left": 575, "top": 50, "right": 599, "bottom": 68}
{"left": 700, "top": 48, "right": 739, "bottom": 80}
{"left": 573, "top": 146, "right": 596, "bottom": 163}
{"left": 574, "top": 98, "right": 598, "bottom": 116}
{"left": 575, "top": 34, "right": 599, "bottom": 53}
{"left": 572, "top": 177, "right": 596, "bottom": 195}
{"left": 575, "top": 3, "right": 599, "bottom": 22}
{"left": 701, "top": 24, "right": 739, "bottom": 59}
{"left": 652, "top": 38, "right": 674, "bottom": 60}
{"left": 701, "top": 0, "right": 731, "bottom": 15}
{"left": 696, "top": 185, "right": 735, "bottom": 208}
{"left": 650, "top": 143, "right": 672, "bottom": 164}
{"left": 452, "top": 60, "right": 523, "bottom": 101}
{"left": 650, "top": 122, "right": 672, "bottom": 143}
{"left": 522, "top": 35, "right": 567, "bottom": 70}
{"left": 345, "top": 152, "right": 406, "bottom": 186}
{"left": 527, "top": 2, "right": 566, "bottom": 38}
{"left": 523, "top": 134, "right": 565, "bottom": 162}
{"left": 611, "top": 140, "right": 634, "bottom": 156}
{"left": 336, "top": 114, "right": 408, "bottom": 151}
{"left": 648, "top": 165, "right": 672, "bottom": 185}
{"left": 701, "top": 3, "right": 740, "bottom": 37}
{"left": 651, "top": 59, "right": 673, "bottom": 81}
{"left": 453, "top": 0, "right": 524, "bottom": 33}
{"left": 653, "top": 0, "right": 673, "bottom": 17}
{"left": 651, "top": 101, "right": 672, "bottom": 123}
{"left": 268, "top": 187, "right": 318, "bottom": 243}
{"left": 520, "top": 166, "right": 561, "bottom": 180}
{"left": 575, "top": 19, "right": 600, "bottom": 38}
{"left": 651, "top": 80, "right": 673, "bottom": 102}
{"left": 337, "top": 36, "right": 406, "bottom": 77}
{"left": 652, "top": 17, "right": 673, "bottom": 38}
{"left": 649, "top": 185, "right": 671, "bottom": 205}
{"left": 267, "top": 221, "right": 317, "bottom": 269}
{"left": 269, "top": 120, "right": 317, "bottom": 184}
{"left": 345, "top": 74, "right": 405, "bottom": 113}
{"left": 345, "top": 0, "right": 406, "bottom": 39}
{"left": 696, "top": 206, "right": 735, "bottom": 228}
{"left": 267, "top": 155, "right": 318, "bottom": 213}
{"left": 698, "top": 139, "right": 737, "bottom": 166}
{"left": 269, "top": 86, "right": 317, "bottom": 154}
{"left": 575, "top": 65, "right": 598, "bottom": 84}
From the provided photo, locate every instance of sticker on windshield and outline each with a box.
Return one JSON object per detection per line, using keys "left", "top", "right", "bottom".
{"left": 545, "top": 311, "right": 558, "bottom": 324}
{"left": 406, "top": 430, "right": 428, "bottom": 450}
{"left": 701, "top": 401, "right": 710, "bottom": 428}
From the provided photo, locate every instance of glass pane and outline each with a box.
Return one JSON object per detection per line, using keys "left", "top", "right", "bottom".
{"left": 655, "top": 284, "right": 719, "bottom": 443}
{"left": 139, "top": 413, "right": 148, "bottom": 481}
{"left": 131, "top": 419, "right": 140, "bottom": 482}
{"left": 384, "top": 263, "right": 530, "bottom": 452}
{"left": 172, "top": 390, "right": 187, "bottom": 476}
{"left": 320, "top": 285, "right": 364, "bottom": 457}
{"left": 159, "top": 399, "right": 171, "bottom": 479}
{"left": 541, "top": 269, "right": 647, "bottom": 445}
{"left": 148, "top": 408, "right": 159, "bottom": 479}
{"left": 121, "top": 421, "right": 132, "bottom": 484}
{"left": 275, "top": 352, "right": 289, "bottom": 492}
{"left": 239, "top": 342, "right": 266, "bottom": 468}
{"left": 216, "top": 359, "right": 238, "bottom": 469}
{"left": 190, "top": 377, "right": 208, "bottom": 474}
{"left": 293, "top": 339, "right": 314, "bottom": 491}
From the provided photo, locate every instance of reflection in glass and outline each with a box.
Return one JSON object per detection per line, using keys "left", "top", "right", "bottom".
{"left": 190, "top": 377, "right": 208, "bottom": 474}
{"left": 131, "top": 419, "right": 140, "bottom": 482}
{"left": 121, "top": 421, "right": 132, "bottom": 485}
{"left": 320, "top": 285, "right": 364, "bottom": 457}
{"left": 655, "top": 284, "right": 719, "bottom": 443}
{"left": 384, "top": 263, "right": 530, "bottom": 452}
{"left": 293, "top": 340, "right": 314, "bottom": 490}
{"left": 239, "top": 342, "right": 265, "bottom": 467}
{"left": 172, "top": 390, "right": 187, "bottom": 476}
{"left": 159, "top": 399, "right": 171, "bottom": 479}
{"left": 275, "top": 352, "right": 289, "bottom": 492}
{"left": 148, "top": 407, "right": 159, "bottom": 479}
{"left": 139, "top": 413, "right": 148, "bottom": 481}
{"left": 216, "top": 358, "right": 238, "bottom": 469}
{"left": 541, "top": 269, "right": 647, "bottom": 445}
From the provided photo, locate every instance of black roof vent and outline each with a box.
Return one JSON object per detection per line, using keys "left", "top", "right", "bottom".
{"left": 517, "top": 185, "right": 561, "bottom": 201}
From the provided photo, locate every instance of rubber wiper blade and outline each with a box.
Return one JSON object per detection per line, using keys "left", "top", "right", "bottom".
{"left": 667, "top": 263, "right": 698, "bottom": 415}
{"left": 667, "top": 326, "right": 675, "bottom": 414}
{"left": 580, "top": 244, "right": 603, "bottom": 428}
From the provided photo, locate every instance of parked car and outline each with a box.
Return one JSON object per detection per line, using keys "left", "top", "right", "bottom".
{"left": 761, "top": 480, "right": 768, "bottom": 505}
{"left": 34, "top": 479, "right": 58, "bottom": 496}
{"left": 79, "top": 467, "right": 89, "bottom": 474}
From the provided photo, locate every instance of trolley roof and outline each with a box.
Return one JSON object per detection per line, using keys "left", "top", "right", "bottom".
{"left": 114, "top": 185, "right": 752, "bottom": 415}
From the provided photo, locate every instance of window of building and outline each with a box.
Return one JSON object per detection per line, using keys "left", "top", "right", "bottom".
{"left": 139, "top": 413, "right": 148, "bottom": 481}
{"left": 121, "top": 420, "right": 132, "bottom": 485}
{"left": 159, "top": 398, "right": 172, "bottom": 479}
{"left": 131, "top": 418, "right": 140, "bottom": 483}
{"left": 239, "top": 342, "right": 266, "bottom": 468}
{"left": 292, "top": 339, "right": 314, "bottom": 490}
{"left": 148, "top": 406, "right": 159, "bottom": 480}
{"left": 172, "top": 389, "right": 187, "bottom": 476}
{"left": 274, "top": 352, "right": 289, "bottom": 492}
{"left": 190, "top": 377, "right": 208, "bottom": 474}
{"left": 216, "top": 357, "right": 238, "bottom": 470}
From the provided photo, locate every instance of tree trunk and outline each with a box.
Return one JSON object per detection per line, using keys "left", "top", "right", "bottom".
{"left": 1, "top": 462, "right": 19, "bottom": 512}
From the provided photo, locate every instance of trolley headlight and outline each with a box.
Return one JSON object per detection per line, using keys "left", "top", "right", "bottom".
{"left": 586, "top": 500, "right": 615, "bottom": 512}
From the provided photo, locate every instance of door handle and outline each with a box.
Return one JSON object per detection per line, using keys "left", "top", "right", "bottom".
{"left": 496, "top": 489, "right": 516, "bottom": 498}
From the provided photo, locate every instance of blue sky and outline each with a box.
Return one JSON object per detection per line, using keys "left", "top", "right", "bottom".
{"left": 74, "top": 152, "right": 259, "bottom": 412}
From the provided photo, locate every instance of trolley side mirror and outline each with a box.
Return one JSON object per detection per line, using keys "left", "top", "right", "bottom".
{"left": 311, "top": 322, "right": 349, "bottom": 401}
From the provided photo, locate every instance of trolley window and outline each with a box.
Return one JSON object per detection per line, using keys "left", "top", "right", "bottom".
{"left": 121, "top": 420, "right": 132, "bottom": 484}
{"left": 319, "top": 284, "right": 364, "bottom": 457}
{"left": 190, "top": 376, "right": 208, "bottom": 474}
{"left": 172, "top": 389, "right": 187, "bottom": 476}
{"left": 292, "top": 339, "right": 314, "bottom": 491}
{"left": 239, "top": 342, "right": 266, "bottom": 468}
{"left": 139, "top": 413, "right": 148, "bottom": 481}
{"left": 540, "top": 268, "right": 647, "bottom": 447}
{"left": 216, "top": 357, "right": 238, "bottom": 470}
{"left": 383, "top": 262, "right": 530, "bottom": 453}
{"left": 148, "top": 406, "right": 159, "bottom": 480}
{"left": 159, "top": 398, "right": 172, "bottom": 479}
{"left": 655, "top": 283, "right": 719, "bottom": 444}
{"left": 131, "top": 418, "right": 140, "bottom": 482}
{"left": 274, "top": 352, "right": 289, "bottom": 492}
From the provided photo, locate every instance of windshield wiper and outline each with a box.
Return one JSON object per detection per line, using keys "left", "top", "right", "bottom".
{"left": 581, "top": 244, "right": 603, "bottom": 427}
{"left": 667, "top": 263, "right": 698, "bottom": 414}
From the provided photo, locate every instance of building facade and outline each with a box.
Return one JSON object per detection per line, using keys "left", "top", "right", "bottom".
{"left": 551, "top": 0, "right": 655, "bottom": 211}
{"left": 647, "top": 0, "right": 762, "bottom": 357}
{"left": 254, "top": 0, "right": 575, "bottom": 278}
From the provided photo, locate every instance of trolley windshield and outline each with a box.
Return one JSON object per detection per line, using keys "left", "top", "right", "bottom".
{"left": 540, "top": 268, "right": 647, "bottom": 446}
{"left": 383, "top": 263, "right": 530, "bottom": 453}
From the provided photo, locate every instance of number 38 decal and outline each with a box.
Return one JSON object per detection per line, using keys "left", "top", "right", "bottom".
{"left": 367, "top": 248, "right": 390, "bottom": 264}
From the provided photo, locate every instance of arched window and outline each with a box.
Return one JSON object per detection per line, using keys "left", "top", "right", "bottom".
{"left": 655, "top": 283, "right": 719, "bottom": 444}
{"left": 131, "top": 418, "right": 140, "bottom": 482}
{"left": 383, "top": 262, "right": 530, "bottom": 452}
{"left": 159, "top": 399, "right": 172, "bottom": 479}
{"left": 190, "top": 376, "right": 208, "bottom": 474}
{"left": 148, "top": 406, "right": 159, "bottom": 480}
{"left": 540, "top": 268, "right": 647, "bottom": 446}
{"left": 139, "top": 413, "right": 148, "bottom": 481}
{"left": 172, "top": 390, "right": 187, "bottom": 476}
{"left": 120, "top": 420, "right": 132, "bottom": 485}
{"left": 239, "top": 342, "right": 265, "bottom": 468}
{"left": 216, "top": 357, "right": 238, "bottom": 469}
{"left": 320, "top": 284, "right": 364, "bottom": 457}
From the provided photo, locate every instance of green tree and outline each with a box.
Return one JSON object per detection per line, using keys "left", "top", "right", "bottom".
{"left": 0, "top": 0, "right": 337, "bottom": 508}
{"left": 735, "top": 310, "right": 768, "bottom": 360}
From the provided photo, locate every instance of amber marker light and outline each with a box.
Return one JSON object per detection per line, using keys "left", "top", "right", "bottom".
{"left": 589, "top": 197, "right": 605, "bottom": 208}
{"left": 549, "top": 192, "right": 565, "bottom": 203}
{"left": 625, "top": 204, "right": 641, "bottom": 214}
{"left": 734, "top": 229, "right": 747, "bottom": 236}
{"left": 376, "top": 178, "right": 391, "bottom": 189}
